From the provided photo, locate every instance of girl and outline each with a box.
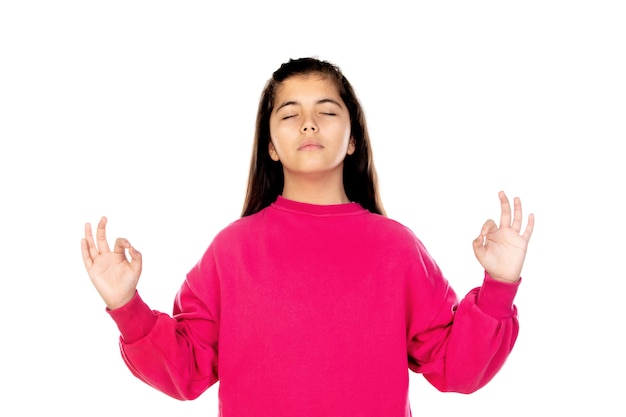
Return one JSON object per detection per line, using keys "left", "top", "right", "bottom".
{"left": 81, "top": 57, "right": 534, "bottom": 417}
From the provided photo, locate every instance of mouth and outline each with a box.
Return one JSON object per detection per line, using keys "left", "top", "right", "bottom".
{"left": 298, "top": 140, "right": 324, "bottom": 151}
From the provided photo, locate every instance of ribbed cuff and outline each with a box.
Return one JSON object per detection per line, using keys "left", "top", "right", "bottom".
{"left": 107, "top": 291, "right": 158, "bottom": 343}
{"left": 476, "top": 272, "right": 521, "bottom": 318}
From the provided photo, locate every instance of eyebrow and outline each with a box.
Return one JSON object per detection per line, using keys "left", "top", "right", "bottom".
{"left": 275, "top": 98, "right": 343, "bottom": 112}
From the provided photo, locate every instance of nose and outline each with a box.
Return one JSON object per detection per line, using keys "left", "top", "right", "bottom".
{"left": 300, "top": 113, "right": 317, "bottom": 133}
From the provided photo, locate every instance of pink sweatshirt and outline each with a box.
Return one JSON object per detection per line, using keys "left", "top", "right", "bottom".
{"left": 109, "top": 196, "right": 520, "bottom": 416}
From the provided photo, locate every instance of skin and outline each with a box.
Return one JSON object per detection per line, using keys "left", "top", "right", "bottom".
{"left": 472, "top": 191, "right": 535, "bottom": 282}
{"left": 81, "top": 217, "right": 142, "bottom": 310}
{"left": 81, "top": 76, "right": 535, "bottom": 310}
{"left": 268, "top": 74, "right": 355, "bottom": 205}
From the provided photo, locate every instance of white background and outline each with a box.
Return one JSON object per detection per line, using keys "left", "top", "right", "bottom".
{"left": 1, "top": 1, "right": 624, "bottom": 415}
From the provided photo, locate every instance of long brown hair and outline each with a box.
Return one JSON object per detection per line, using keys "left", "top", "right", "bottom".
{"left": 241, "top": 57, "right": 385, "bottom": 217}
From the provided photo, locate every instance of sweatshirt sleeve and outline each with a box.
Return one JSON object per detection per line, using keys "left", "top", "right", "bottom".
{"left": 406, "top": 239, "right": 520, "bottom": 394}
{"left": 107, "top": 245, "right": 221, "bottom": 401}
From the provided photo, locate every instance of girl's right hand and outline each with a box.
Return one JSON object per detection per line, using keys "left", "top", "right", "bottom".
{"left": 81, "top": 216, "right": 142, "bottom": 310}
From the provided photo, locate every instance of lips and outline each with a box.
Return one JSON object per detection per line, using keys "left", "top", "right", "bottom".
{"left": 298, "top": 139, "right": 324, "bottom": 150}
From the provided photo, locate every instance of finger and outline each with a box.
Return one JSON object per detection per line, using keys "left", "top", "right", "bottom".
{"left": 521, "top": 213, "right": 535, "bottom": 241}
{"left": 498, "top": 191, "right": 512, "bottom": 228}
{"left": 480, "top": 219, "right": 498, "bottom": 238}
{"left": 113, "top": 237, "right": 131, "bottom": 255}
{"left": 511, "top": 197, "right": 523, "bottom": 233}
{"left": 84, "top": 222, "right": 100, "bottom": 259}
{"left": 128, "top": 245, "right": 143, "bottom": 275}
{"left": 80, "top": 238, "right": 93, "bottom": 269}
{"left": 96, "top": 216, "right": 111, "bottom": 253}
{"left": 473, "top": 219, "right": 495, "bottom": 254}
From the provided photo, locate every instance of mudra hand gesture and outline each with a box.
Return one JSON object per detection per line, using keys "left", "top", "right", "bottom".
{"left": 81, "top": 217, "right": 143, "bottom": 310}
{"left": 473, "top": 191, "right": 535, "bottom": 283}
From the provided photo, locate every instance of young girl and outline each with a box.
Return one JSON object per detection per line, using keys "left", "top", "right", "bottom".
{"left": 81, "top": 57, "right": 534, "bottom": 416}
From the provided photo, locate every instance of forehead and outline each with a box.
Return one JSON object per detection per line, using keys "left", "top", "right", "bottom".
{"left": 274, "top": 74, "right": 341, "bottom": 103}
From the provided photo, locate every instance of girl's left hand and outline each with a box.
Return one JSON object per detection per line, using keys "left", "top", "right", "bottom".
{"left": 473, "top": 191, "right": 535, "bottom": 282}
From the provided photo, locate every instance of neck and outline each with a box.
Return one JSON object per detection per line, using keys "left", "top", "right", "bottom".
{"left": 281, "top": 172, "right": 350, "bottom": 205}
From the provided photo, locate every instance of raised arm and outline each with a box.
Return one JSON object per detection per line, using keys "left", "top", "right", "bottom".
{"left": 472, "top": 191, "right": 535, "bottom": 282}
{"left": 81, "top": 216, "right": 143, "bottom": 309}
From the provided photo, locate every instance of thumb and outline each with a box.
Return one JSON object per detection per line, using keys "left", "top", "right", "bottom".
{"left": 472, "top": 233, "right": 485, "bottom": 257}
{"left": 472, "top": 219, "right": 496, "bottom": 257}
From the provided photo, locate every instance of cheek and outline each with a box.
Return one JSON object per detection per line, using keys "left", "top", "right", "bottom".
{"left": 268, "top": 127, "right": 288, "bottom": 161}
{"left": 269, "top": 118, "right": 288, "bottom": 141}
{"left": 332, "top": 118, "right": 351, "bottom": 137}
{"left": 338, "top": 125, "right": 352, "bottom": 146}
{"left": 269, "top": 120, "right": 296, "bottom": 146}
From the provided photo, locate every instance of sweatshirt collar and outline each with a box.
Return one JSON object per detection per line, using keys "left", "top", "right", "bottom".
{"left": 271, "top": 195, "right": 367, "bottom": 216}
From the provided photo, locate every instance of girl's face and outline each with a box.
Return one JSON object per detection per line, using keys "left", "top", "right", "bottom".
{"left": 269, "top": 74, "right": 355, "bottom": 180}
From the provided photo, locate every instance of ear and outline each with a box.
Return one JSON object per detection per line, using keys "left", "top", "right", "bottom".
{"left": 269, "top": 140, "right": 280, "bottom": 161}
{"left": 347, "top": 136, "right": 356, "bottom": 155}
